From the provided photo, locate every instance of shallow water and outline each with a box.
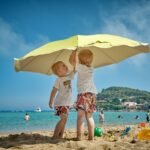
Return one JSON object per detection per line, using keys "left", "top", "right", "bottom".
{"left": 0, "top": 111, "right": 147, "bottom": 133}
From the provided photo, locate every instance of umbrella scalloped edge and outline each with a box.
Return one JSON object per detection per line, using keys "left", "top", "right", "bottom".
{"left": 14, "top": 58, "right": 20, "bottom": 72}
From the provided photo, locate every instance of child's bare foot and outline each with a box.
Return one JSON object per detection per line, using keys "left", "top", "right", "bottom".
{"left": 51, "top": 136, "right": 62, "bottom": 140}
{"left": 88, "top": 137, "right": 94, "bottom": 141}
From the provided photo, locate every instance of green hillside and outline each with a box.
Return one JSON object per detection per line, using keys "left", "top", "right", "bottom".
{"left": 96, "top": 87, "right": 150, "bottom": 110}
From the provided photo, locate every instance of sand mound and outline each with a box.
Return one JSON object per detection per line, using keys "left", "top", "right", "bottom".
{"left": 0, "top": 125, "right": 150, "bottom": 150}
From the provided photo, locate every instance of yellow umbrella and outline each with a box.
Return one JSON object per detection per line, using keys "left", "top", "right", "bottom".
{"left": 14, "top": 34, "right": 150, "bottom": 75}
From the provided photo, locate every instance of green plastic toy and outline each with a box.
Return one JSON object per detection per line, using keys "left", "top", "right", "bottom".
{"left": 94, "top": 127, "right": 103, "bottom": 137}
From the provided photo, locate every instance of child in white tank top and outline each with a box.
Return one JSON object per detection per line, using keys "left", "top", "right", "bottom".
{"left": 69, "top": 49, "right": 97, "bottom": 141}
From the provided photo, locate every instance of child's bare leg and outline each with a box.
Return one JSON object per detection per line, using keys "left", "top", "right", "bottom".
{"left": 59, "top": 113, "right": 68, "bottom": 138}
{"left": 53, "top": 113, "right": 67, "bottom": 139}
{"left": 86, "top": 112, "right": 94, "bottom": 140}
{"left": 77, "top": 109, "right": 85, "bottom": 140}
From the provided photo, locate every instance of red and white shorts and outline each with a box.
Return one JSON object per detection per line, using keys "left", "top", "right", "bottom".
{"left": 76, "top": 92, "right": 96, "bottom": 113}
{"left": 54, "top": 106, "right": 70, "bottom": 116}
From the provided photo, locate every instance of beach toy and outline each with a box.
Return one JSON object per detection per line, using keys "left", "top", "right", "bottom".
{"left": 109, "top": 135, "right": 115, "bottom": 142}
{"left": 121, "top": 127, "right": 131, "bottom": 137}
{"left": 139, "top": 122, "right": 146, "bottom": 128}
{"left": 94, "top": 127, "right": 103, "bottom": 137}
{"left": 137, "top": 128, "right": 150, "bottom": 140}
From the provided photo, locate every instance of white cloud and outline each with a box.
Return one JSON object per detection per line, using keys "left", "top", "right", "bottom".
{"left": 98, "top": 1, "right": 150, "bottom": 42}
{"left": 97, "top": 1, "right": 150, "bottom": 69}
{"left": 126, "top": 53, "right": 150, "bottom": 69}
{"left": 0, "top": 17, "right": 50, "bottom": 57}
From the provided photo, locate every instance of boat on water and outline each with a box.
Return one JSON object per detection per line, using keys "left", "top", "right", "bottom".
{"left": 35, "top": 107, "right": 42, "bottom": 112}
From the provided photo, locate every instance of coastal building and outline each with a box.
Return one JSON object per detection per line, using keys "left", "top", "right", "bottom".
{"left": 122, "top": 102, "right": 137, "bottom": 109}
{"left": 96, "top": 100, "right": 107, "bottom": 104}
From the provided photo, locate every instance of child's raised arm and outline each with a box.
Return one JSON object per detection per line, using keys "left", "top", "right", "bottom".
{"left": 49, "top": 87, "right": 58, "bottom": 108}
{"left": 69, "top": 50, "right": 77, "bottom": 68}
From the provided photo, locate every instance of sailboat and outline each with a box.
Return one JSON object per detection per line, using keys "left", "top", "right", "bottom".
{"left": 35, "top": 107, "right": 42, "bottom": 112}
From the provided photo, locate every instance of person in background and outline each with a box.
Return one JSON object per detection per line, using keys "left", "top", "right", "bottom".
{"left": 134, "top": 115, "right": 139, "bottom": 120}
{"left": 24, "top": 113, "right": 30, "bottom": 121}
{"left": 146, "top": 110, "right": 150, "bottom": 122}
{"left": 118, "top": 115, "right": 123, "bottom": 119}
{"left": 99, "top": 110, "right": 104, "bottom": 122}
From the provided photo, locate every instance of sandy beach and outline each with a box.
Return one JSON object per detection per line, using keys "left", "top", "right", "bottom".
{"left": 0, "top": 124, "right": 150, "bottom": 150}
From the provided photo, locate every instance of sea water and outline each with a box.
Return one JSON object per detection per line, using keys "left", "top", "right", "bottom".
{"left": 0, "top": 111, "right": 147, "bottom": 133}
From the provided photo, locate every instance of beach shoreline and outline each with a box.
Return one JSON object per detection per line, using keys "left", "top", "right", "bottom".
{"left": 0, "top": 124, "right": 136, "bottom": 134}
{"left": 0, "top": 124, "right": 150, "bottom": 150}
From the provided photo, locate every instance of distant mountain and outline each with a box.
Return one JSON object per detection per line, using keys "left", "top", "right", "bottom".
{"left": 97, "top": 86, "right": 150, "bottom": 104}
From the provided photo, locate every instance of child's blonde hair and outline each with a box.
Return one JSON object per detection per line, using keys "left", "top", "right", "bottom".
{"left": 78, "top": 49, "right": 93, "bottom": 65}
{"left": 51, "top": 61, "right": 63, "bottom": 75}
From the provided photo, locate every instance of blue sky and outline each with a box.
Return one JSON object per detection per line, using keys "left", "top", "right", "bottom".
{"left": 0, "top": 0, "right": 150, "bottom": 110}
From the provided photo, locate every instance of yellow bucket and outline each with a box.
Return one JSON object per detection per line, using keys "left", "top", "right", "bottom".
{"left": 137, "top": 128, "right": 150, "bottom": 140}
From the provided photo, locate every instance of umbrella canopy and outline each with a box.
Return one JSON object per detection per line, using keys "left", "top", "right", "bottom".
{"left": 14, "top": 34, "right": 150, "bottom": 75}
